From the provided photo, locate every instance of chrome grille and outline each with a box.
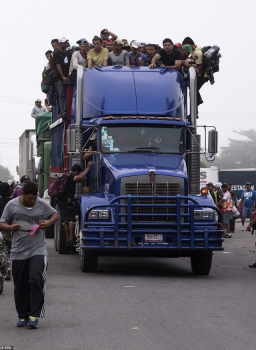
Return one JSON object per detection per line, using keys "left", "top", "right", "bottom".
{"left": 121, "top": 176, "right": 184, "bottom": 222}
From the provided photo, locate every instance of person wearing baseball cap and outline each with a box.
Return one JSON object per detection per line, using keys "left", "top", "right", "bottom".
{"left": 76, "top": 38, "right": 88, "bottom": 44}
{"left": 69, "top": 39, "right": 89, "bottom": 78}
{"left": 109, "top": 39, "right": 130, "bottom": 66}
{"left": 129, "top": 41, "right": 147, "bottom": 66}
{"left": 122, "top": 40, "right": 131, "bottom": 52}
{"left": 239, "top": 182, "right": 256, "bottom": 231}
{"left": 182, "top": 44, "right": 193, "bottom": 55}
{"left": 53, "top": 37, "right": 72, "bottom": 119}
{"left": 11, "top": 176, "right": 31, "bottom": 199}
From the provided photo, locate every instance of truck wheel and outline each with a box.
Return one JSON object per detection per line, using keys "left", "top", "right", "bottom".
{"left": 57, "top": 222, "right": 68, "bottom": 254}
{"left": 54, "top": 219, "right": 58, "bottom": 251}
{"left": 190, "top": 251, "right": 212, "bottom": 275}
{"left": 55, "top": 207, "right": 69, "bottom": 254}
{"left": 80, "top": 249, "right": 98, "bottom": 272}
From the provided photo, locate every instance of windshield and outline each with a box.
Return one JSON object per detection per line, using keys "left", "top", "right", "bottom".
{"left": 100, "top": 125, "right": 184, "bottom": 153}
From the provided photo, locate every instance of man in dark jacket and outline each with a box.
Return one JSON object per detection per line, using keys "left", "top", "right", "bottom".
{"left": 58, "top": 162, "right": 93, "bottom": 246}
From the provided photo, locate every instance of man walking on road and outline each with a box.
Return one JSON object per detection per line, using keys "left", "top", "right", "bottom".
{"left": 0, "top": 182, "right": 58, "bottom": 328}
{"left": 239, "top": 182, "right": 256, "bottom": 231}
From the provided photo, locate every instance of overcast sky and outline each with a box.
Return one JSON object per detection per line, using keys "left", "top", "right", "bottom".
{"left": 0, "top": 0, "right": 255, "bottom": 180}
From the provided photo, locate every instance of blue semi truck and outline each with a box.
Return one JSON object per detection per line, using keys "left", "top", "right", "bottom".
{"left": 48, "top": 66, "right": 222, "bottom": 275}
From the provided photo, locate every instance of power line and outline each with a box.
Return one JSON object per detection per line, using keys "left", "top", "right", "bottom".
{"left": 0, "top": 95, "right": 35, "bottom": 102}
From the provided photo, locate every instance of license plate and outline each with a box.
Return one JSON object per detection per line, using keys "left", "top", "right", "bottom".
{"left": 145, "top": 234, "right": 163, "bottom": 242}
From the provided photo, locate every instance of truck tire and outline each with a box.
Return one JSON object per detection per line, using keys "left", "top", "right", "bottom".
{"left": 190, "top": 251, "right": 212, "bottom": 275}
{"left": 54, "top": 219, "right": 58, "bottom": 251}
{"left": 55, "top": 206, "right": 69, "bottom": 254}
{"left": 80, "top": 249, "right": 98, "bottom": 272}
{"left": 57, "top": 221, "right": 68, "bottom": 254}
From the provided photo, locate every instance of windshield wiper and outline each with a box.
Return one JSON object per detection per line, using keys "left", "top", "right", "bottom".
{"left": 128, "top": 147, "right": 162, "bottom": 153}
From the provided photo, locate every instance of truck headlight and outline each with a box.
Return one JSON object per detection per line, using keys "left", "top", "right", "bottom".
{"left": 194, "top": 210, "right": 213, "bottom": 220}
{"left": 88, "top": 210, "right": 110, "bottom": 219}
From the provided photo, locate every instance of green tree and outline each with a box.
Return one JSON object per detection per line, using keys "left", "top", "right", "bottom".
{"left": 0, "top": 164, "right": 14, "bottom": 181}
{"left": 214, "top": 129, "right": 256, "bottom": 169}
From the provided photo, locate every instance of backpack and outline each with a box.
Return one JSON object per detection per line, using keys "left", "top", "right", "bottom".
{"left": 201, "top": 45, "right": 221, "bottom": 85}
{"left": 45, "top": 69, "right": 59, "bottom": 86}
{"left": 48, "top": 173, "right": 70, "bottom": 198}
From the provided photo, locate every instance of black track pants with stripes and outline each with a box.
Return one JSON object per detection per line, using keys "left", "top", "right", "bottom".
{"left": 12, "top": 255, "right": 47, "bottom": 318}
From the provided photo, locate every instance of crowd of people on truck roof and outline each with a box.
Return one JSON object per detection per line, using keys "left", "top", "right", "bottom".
{"left": 38, "top": 29, "right": 213, "bottom": 120}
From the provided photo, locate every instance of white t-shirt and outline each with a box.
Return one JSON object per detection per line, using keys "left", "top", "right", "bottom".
{"left": 69, "top": 51, "right": 87, "bottom": 74}
{"left": 223, "top": 191, "right": 231, "bottom": 210}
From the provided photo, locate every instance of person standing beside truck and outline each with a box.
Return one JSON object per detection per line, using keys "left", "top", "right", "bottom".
{"left": 0, "top": 182, "right": 59, "bottom": 328}
{"left": 58, "top": 163, "right": 93, "bottom": 246}
{"left": 207, "top": 182, "right": 218, "bottom": 205}
{"left": 239, "top": 182, "right": 256, "bottom": 231}
{"left": 217, "top": 183, "right": 232, "bottom": 238}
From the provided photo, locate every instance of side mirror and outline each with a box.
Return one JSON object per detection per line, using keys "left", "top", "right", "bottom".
{"left": 208, "top": 129, "right": 218, "bottom": 154}
{"left": 34, "top": 157, "right": 42, "bottom": 174}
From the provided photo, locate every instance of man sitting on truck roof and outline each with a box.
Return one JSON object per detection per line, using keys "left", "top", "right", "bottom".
{"left": 69, "top": 39, "right": 89, "bottom": 77}
{"left": 100, "top": 28, "right": 118, "bottom": 47}
{"left": 149, "top": 38, "right": 182, "bottom": 70}
{"left": 129, "top": 41, "right": 147, "bottom": 66}
{"left": 108, "top": 39, "right": 130, "bottom": 66}
{"left": 87, "top": 36, "right": 109, "bottom": 68}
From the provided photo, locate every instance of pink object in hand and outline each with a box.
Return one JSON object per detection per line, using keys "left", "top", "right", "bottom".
{"left": 30, "top": 224, "right": 40, "bottom": 236}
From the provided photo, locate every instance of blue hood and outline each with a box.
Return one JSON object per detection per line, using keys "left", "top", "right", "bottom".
{"left": 102, "top": 153, "right": 186, "bottom": 179}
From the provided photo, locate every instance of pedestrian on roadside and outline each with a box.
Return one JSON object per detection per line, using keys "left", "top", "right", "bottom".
{"left": 227, "top": 183, "right": 237, "bottom": 234}
{"left": 217, "top": 183, "right": 232, "bottom": 238}
{"left": 0, "top": 182, "right": 12, "bottom": 294}
{"left": 7, "top": 180, "right": 15, "bottom": 196}
{"left": 0, "top": 182, "right": 59, "bottom": 328}
{"left": 206, "top": 182, "right": 218, "bottom": 205}
{"left": 239, "top": 182, "right": 256, "bottom": 231}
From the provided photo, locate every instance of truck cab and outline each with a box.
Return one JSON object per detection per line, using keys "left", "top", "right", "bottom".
{"left": 50, "top": 66, "right": 222, "bottom": 275}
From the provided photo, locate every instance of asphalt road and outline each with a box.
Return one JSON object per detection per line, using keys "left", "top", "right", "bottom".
{"left": 0, "top": 221, "right": 256, "bottom": 350}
